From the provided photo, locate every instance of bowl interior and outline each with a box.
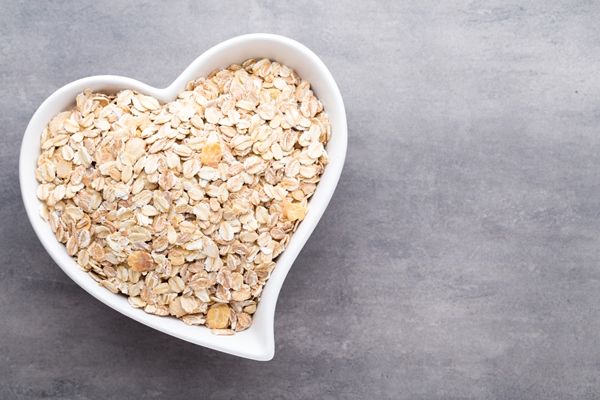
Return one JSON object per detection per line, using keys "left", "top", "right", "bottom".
{"left": 19, "top": 34, "right": 347, "bottom": 361}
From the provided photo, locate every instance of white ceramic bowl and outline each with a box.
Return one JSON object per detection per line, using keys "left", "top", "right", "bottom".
{"left": 19, "top": 33, "right": 347, "bottom": 361}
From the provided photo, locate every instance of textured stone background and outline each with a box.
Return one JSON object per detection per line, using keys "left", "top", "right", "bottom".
{"left": 2, "top": 1, "right": 600, "bottom": 399}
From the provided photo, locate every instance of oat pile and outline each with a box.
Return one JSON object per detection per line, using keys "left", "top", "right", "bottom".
{"left": 35, "top": 59, "right": 330, "bottom": 334}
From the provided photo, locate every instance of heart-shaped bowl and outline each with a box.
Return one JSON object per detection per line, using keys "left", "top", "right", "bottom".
{"left": 19, "top": 34, "right": 347, "bottom": 360}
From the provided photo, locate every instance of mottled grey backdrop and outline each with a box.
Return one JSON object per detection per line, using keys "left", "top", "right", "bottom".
{"left": 2, "top": 1, "right": 600, "bottom": 399}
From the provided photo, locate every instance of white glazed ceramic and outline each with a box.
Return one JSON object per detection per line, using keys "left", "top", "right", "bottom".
{"left": 19, "top": 34, "right": 347, "bottom": 361}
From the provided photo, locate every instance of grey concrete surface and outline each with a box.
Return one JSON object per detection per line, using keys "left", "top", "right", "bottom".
{"left": 1, "top": 1, "right": 600, "bottom": 399}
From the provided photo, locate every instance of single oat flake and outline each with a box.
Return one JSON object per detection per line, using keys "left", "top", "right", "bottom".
{"left": 35, "top": 58, "right": 331, "bottom": 334}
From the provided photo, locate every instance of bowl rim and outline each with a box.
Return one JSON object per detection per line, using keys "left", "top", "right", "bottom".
{"left": 19, "top": 33, "right": 347, "bottom": 361}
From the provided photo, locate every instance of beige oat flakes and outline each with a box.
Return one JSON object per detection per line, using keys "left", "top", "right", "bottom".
{"left": 35, "top": 58, "right": 330, "bottom": 334}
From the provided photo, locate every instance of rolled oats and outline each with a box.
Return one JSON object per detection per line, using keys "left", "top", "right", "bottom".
{"left": 35, "top": 59, "right": 330, "bottom": 334}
